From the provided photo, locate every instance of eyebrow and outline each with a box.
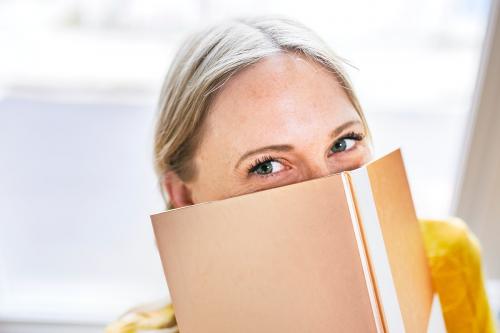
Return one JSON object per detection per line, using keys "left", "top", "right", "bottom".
{"left": 234, "top": 119, "right": 362, "bottom": 170}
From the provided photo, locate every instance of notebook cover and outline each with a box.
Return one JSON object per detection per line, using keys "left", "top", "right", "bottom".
{"left": 152, "top": 173, "right": 379, "bottom": 332}
{"left": 365, "top": 149, "right": 434, "bottom": 332}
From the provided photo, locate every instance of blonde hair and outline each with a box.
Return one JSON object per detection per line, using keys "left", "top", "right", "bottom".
{"left": 154, "top": 15, "right": 372, "bottom": 209}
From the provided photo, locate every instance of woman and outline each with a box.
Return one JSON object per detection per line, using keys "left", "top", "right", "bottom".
{"left": 107, "top": 16, "right": 496, "bottom": 332}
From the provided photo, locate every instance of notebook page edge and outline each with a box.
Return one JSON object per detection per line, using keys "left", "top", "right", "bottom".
{"left": 342, "top": 172, "right": 386, "bottom": 333}
{"left": 347, "top": 167, "right": 406, "bottom": 333}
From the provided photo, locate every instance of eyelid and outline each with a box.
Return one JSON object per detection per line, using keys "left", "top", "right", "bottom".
{"left": 247, "top": 154, "right": 285, "bottom": 174}
{"left": 335, "top": 130, "right": 365, "bottom": 141}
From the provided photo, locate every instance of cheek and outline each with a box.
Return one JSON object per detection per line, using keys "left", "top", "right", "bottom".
{"left": 358, "top": 141, "right": 374, "bottom": 163}
{"left": 189, "top": 178, "right": 227, "bottom": 204}
{"left": 330, "top": 144, "right": 372, "bottom": 172}
{"left": 354, "top": 144, "right": 373, "bottom": 166}
{"left": 189, "top": 153, "right": 238, "bottom": 203}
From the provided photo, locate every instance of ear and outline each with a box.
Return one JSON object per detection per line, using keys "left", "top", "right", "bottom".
{"left": 163, "top": 171, "right": 195, "bottom": 208}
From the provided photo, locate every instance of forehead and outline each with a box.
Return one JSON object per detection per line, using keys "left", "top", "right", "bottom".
{"left": 197, "top": 52, "right": 360, "bottom": 161}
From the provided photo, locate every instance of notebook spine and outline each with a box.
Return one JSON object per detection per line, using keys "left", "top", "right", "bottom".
{"left": 342, "top": 172, "right": 387, "bottom": 333}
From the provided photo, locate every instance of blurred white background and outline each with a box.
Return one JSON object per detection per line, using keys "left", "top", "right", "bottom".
{"left": 0, "top": 0, "right": 496, "bottom": 330}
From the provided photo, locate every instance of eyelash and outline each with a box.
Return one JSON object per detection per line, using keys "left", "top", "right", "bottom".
{"left": 247, "top": 131, "right": 365, "bottom": 175}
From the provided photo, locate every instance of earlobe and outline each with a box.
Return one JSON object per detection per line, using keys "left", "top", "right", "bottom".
{"left": 163, "top": 171, "right": 195, "bottom": 208}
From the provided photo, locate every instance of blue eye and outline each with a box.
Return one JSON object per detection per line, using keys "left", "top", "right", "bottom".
{"left": 249, "top": 159, "right": 284, "bottom": 175}
{"left": 331, "top": 132, "right": 364, "bottom": 154}
{"left": 331, "top": 138, "right": 355, "bottom": 153}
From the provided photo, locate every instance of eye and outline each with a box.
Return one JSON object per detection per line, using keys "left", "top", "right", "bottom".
{"left": 330, "top": 131, "right": 364, "bottom": 154}
{"left": 331, "top": 138, "right": 355, "bottom": 153}
{"left": 248, "top": 156, "right": 285, "bottom": 176}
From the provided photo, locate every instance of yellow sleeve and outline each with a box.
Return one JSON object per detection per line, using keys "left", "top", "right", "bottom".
{"left": 105, "top": 302, "right": 178, "bottom": 333}
{"left": 419, "top": 217, "right": 497, "bottom": 333}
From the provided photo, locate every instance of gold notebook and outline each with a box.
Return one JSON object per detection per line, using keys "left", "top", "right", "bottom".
{"left": 151, "top": 148, "right": 445, "bottom": 332}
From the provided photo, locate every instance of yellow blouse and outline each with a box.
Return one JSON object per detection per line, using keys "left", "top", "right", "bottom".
{"left": 106, "top": 217, "right": 497, "bottom": 333}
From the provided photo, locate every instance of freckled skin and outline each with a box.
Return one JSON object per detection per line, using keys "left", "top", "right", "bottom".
{"left": 166, "top": 52, "right": 373, "bottom": 207}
